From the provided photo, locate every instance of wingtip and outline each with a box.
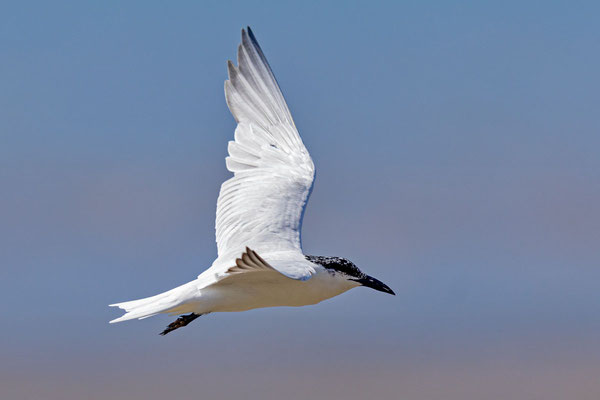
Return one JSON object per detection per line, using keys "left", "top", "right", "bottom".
{"left": 242, "top": 26, "right": 259, "bottom": 47}
{"left": 227, "top": 59, "right": 237, "bottom": 79}
{"left": 246, "top": 27, "right": 258, "bottom": 46}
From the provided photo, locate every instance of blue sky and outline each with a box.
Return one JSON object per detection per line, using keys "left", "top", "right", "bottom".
{"left": 1, "top": 1, "right": 599, "bottom": 399}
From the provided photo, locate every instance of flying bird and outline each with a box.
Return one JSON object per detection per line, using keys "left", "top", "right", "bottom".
{"left": 109, "top": 27, "right": 394, "bottom": 335}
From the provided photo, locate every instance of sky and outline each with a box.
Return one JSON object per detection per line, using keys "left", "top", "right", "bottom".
{"left": 1, "top": 1, "right": 599, "bottom": 399}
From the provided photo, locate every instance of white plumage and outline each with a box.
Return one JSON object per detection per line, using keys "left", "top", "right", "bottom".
{"left": 109, "top": 27, "right": 393, "bottom": 333}
{"left": 218, "top": 29, "right": 315, "bottom": 261}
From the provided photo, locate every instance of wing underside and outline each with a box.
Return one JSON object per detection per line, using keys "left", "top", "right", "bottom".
{"left": 215, "top": 27, "right": 315, "bottom": 266}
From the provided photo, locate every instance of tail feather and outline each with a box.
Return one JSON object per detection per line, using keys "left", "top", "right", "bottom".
{"left": 109, "top": 281, "right": 198, "bottom": 323}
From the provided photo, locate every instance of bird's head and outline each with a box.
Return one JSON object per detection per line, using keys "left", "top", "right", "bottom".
{"left": 305, "top": 255, "right": 395, "bottom": 295}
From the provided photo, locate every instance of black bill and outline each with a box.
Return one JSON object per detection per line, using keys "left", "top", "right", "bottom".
{"left": 356, "top": 275, "right": 395, "bottom": 295}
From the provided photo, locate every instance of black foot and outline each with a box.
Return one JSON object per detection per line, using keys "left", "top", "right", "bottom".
{"left": 159, "top": 313, "right": 202, "bottom": 336}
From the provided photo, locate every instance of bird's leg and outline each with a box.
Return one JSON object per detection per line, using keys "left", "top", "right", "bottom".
{"left": 159, "top": 313, "right": 203, "bottom": 336}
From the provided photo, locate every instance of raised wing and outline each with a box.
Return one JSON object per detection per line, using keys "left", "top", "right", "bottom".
{"left": 215, "top": 27, "right": 315, "bottom": 263}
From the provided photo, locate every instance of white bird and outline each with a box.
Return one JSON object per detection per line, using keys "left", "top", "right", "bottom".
{"left": 109, "top": 27, "right": 394, "bottom": 335}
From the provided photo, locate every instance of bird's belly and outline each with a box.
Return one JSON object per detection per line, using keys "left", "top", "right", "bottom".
{"left": 200, "top": 274, "right": 350, "bottom": 312}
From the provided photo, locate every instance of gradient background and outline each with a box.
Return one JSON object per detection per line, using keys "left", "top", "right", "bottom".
{"left": 1, "top": 1, "right": 599, "bottom": 399}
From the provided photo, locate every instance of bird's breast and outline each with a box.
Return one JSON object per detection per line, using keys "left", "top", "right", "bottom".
{"left": 202, "top": 270, "right": 353, "bottom": 312}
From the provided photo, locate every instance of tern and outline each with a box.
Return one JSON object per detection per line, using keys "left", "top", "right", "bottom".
{"left": 109, "top": 27, "right": 394, "bottom": 335}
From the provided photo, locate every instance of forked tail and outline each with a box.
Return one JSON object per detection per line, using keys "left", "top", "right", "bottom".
{"left": 109, "top": 281, "right": 197, "bottom": 323}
